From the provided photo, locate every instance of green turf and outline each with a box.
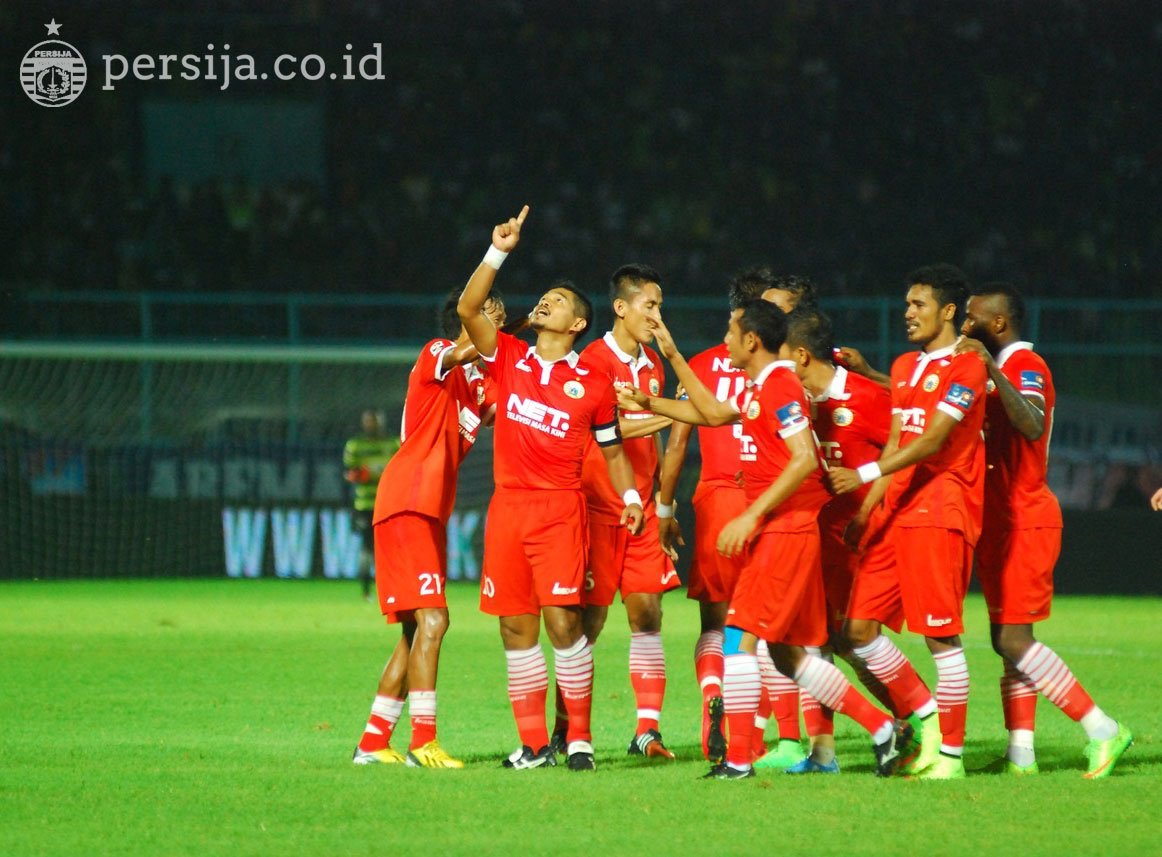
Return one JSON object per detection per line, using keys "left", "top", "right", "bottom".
{"left": 1, "top": 580, "right": 1158, "bottom": 856}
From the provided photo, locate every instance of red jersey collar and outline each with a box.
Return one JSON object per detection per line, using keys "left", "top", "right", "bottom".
{"left": 601, "top": 331, "right": 655, "bottom": 370}
{"left": 751, "top": 359, "right": 795, "bottom": 389}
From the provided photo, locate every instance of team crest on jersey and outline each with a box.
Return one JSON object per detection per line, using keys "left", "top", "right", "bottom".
{"left": 563, "top": 380, "right": 585, "bottom": 399}
{"left": 476, "top": 385, "right": 487, "bottom": 405}
{"left": 649, "top": 378, "right": 660, "bottom": 395}
{"left": 746, "top": 400, "right": 762, "bottom": 420}
{"left": 832, "top": 406, "right": 853, "bottom": 427}
{"left": 922, "top": 373, "right": 940, "bottom": 393}
{"left": 986, "top": 379, "right": 996, "bottom": 394}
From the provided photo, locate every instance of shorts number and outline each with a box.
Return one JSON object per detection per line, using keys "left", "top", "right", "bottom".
{"left": 419, "top": 573, "right": 443, "bottom": 595}
{"left": 481, "top": 575, "right": 496, "bottom": 598}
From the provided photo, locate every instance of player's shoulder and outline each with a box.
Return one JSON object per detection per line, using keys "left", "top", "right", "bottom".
{"left": 421, "top": 338, "right": 454, "bottom": 357}
{"left": 846, "top": 369, "right": 891, "bottom": 403}
{"left": 1004, "top": 345, "right": 1050, "bottom": 373}
{"left": 890, "top": 351, "right": 919, "bottom": 377}
{"left": 948, "top": 349, "right": 988, "bottom": 383}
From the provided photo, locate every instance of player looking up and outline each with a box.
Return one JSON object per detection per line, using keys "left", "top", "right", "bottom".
{"left": 457, "top": 206, "right": 644, "bottom": 773}
{"left": 353, "top": 289, "right": 504, "bottom": 768}
{"left": 958, "top": 282, "right": 1131, "bottom": 778}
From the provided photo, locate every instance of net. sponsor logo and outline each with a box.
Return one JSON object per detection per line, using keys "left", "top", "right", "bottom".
{"left": 505, "top": 393, "right": 571, "bottom": 437}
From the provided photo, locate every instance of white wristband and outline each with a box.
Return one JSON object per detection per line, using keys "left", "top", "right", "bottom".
{"left": 482, "top": 245, "right": 508, "bottom": 270}
{"left": 622, "top": 489, "right": 643, "bottom": 507}
{"left": 856, "top": 462, "right": 883, "bottom": 485}
{"left": 656, "top": 501, "right": 674, "bottom": 519}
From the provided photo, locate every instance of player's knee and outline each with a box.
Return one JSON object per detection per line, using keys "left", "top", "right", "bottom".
{"left": 994, "top": 625, "right": 1033, "bottom": 662}
{"left": 417, "top": 609, "right": 450, "bottom": 641}
{"left": 842, "top": 619, "right": 875, "bottom": 649}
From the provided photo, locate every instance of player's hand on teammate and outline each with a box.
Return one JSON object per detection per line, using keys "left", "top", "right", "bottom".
{"left": 953, "top": 334, "right": 994, "bottom": 367}
{"left": 716, "top": 510, "right": 758, "bottom": 557}
{"left": 616, "top": 385, "right": 649, "bottom": 412}
{"left": 621, "top": 502, "right": 645, "bottom": 535}
{"left": 1152, "top": 487, "right": 1162, "bottom": 511}
{"left": 835, "top": 346, "right": 870, "bottom": 375}
{"left": 491, "top": 205, "right": 529, "bottom": 253}
{"left": 827, "top": 466, "right": 862, "bottom": 495}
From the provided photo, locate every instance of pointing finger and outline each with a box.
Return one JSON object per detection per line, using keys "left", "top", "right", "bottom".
{"left": 515, "top": 205, "right": 530, "bottom": 227}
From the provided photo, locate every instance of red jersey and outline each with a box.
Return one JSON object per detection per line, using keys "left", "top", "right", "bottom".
{"left": 688, "top": 343, "right": 752, "bottom": 488}
{"left": 373, "top": 339, "right": 491, "bottom": 525}
{"left": 731, "top": 360, "right": 830, "bottom": 531}
{"left": 580, "top": 333, "right": 666, "bottom": 523}
{"left": 814, "top": 366, "right": 892, "bottom": 525}
{"left": 483, "top": 331, "right": 620, "bottom": 491}
{"left": 982, "top": 342, "right": 1063, "bottom": 530}
{"left": 885, "top": 344, "right": 986, "bottom": 540}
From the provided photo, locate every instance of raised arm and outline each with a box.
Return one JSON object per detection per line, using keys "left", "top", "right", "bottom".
{"left": 457, "top": 205, "right": 529, "bottom": 359}
{"left": 645, "top": 318, "right": 740, "bottom": 426}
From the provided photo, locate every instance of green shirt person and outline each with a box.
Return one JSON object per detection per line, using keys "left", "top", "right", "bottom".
{"left": 344, "top": 410, "right": 401, "bottom": 598}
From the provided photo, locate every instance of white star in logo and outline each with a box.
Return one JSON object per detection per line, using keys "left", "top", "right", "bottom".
{"left": 45, "top": 19, "right": 62, "bottom": 36}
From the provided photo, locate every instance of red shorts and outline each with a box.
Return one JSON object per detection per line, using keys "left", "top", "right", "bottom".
{"left": 819, "top": 514, "right": 857, "bottom": 633}
{"left": 848, "top": 525, "right": 972, "bottom": 637}
{"left": 584, "top": 512, "right": 679, "bottom": 606}
{"left": 725, "top": 526, "right": 827, "bottom": 647}
{"left": 976, "top": 526, "right": 1060, "bottom": 625}
{"left": 374, "top": 512, "right": 447, "bottom": 622}
{"left": 480, "top": 488, "right": 588, "bottom": 617}
{"left": 686, "top": 482, "right": 748, "bottom": 603}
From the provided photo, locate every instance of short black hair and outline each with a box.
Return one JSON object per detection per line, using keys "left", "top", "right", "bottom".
{"left": 609, "top": 263, "right": 662, "bottom": 304}
{"left": 736, "top": 299, "right": 788, "bottom": 353}
{"left": 443, "top": 288, "right": 504, "bottom": 339}
{"left": 770, "top": 274, "right": 820, "bottom": 310}
{"left": 784, "top": 306, "right": 835, "bottom": 362}
{"left": 728, "top": 266, "right": 777, "bottom": 309}
{"left": 973, "top": 281, "right": 1026, "bottom": 332}
{"left": 906, "top": 264, "right": 972, "bottom": 327}
{"left": 549, "top": 279, "right": 594, "bottom": 342}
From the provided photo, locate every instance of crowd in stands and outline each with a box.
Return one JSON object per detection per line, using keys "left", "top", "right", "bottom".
{"left": 1, "top": 1, "right": 1159, "bottom": 300}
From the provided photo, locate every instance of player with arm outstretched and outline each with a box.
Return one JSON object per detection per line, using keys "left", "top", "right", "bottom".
{"left": 352, "top": 289, "right": 504, "bottom": 768}
{"left": 958, "top": 283, "right": 1131, "bottom": 778}
{"left": 457, "top": 206, "right": 643, "bottom": 773}
{"left": 623, "top": 302, "right": 905, "bottom": 780}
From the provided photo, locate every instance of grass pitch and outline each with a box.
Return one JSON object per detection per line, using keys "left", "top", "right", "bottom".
{"left": 1, "top": 580, "right": 1158, "bottom": 857}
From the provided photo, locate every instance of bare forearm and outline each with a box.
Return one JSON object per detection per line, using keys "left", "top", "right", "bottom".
{"left": 990, "top": 367, "right": 1045, "bottom": 440}
{"left": 619, "top": 414, "right": 673, "bottom": 439}
{"left": 646, "top": 397, "right": 720, "bottom": 427}
{"left": 658, "top": 423, "right": 691, "bottom": 505}
{"left": 746, "top": 454, "right": 817, "bottom": 521}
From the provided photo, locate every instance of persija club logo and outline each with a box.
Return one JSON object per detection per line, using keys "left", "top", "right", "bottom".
{"left": 21, "top": 20, "right": 87, "bottom": 107}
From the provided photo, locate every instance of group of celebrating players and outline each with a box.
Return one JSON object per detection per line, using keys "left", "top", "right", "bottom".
{"left": 350, "top": 206, "right": 1133, "bottom": 780}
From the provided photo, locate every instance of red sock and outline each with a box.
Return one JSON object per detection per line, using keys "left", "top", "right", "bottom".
{"left": 934, "top": 648, "right": 970, "bottom": 754}
{"left": 629, "top": 632, "right": 666, "bottom": 734}
{"left": 552, "top": 684, "right": 569, "bottom": 735}
{"left": 795, "top": 654, "right": 889, "bottom": 736}
{"left": 505, "top": 645, "right": 549, "bottom": 751}
{"left": 853, "top": 635, "right": 935, "bottom": 717}
{"left": 357, "top": 695, "right": 404, "bottom": 752}
{"left": 408, "top": 689, "right": 437, "bottom": 749}
{"left": 751, "top": 685, "right": 770, "bottom": 759}
{"left": 1001, "top": 661, "right": 1038, "bottom": 731}
{"left": 723, "top": 653, "right": 761, "bottom": 768}
{"left": 554, "top": 638, "right": 594, "bottom": 744}
{"left": 850, "top": 655, "right": 900, "bottom": 716}
{"left": 695, "top": 631, "right": 725, "bottom": 756}
{"left": 1016, "top": 642, "right": 1096, "bottom": 722}
{"left": 801, "top": 689, "right": 834, "bottom": 738}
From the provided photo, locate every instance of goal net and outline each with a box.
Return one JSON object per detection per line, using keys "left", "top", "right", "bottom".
{"left": 0, "top": 343, "right": 495, "bottom": 580}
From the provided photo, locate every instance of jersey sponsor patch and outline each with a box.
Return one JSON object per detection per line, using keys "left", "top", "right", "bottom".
{"left": 1019, "top": 370, "right": 1045, "bottom": 392}
{"left": 943, "top": 382, "right": 975, "bottom": 411}
{"left": 776, "top": 400, "right": 807, "bottom": 430}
